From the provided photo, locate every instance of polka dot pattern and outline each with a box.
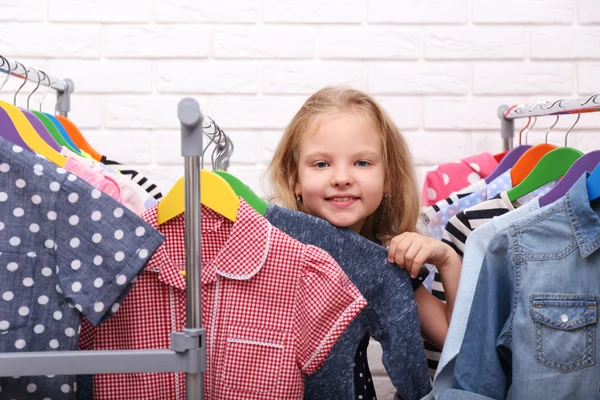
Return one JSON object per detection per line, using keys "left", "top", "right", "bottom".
{"left": 0, "top": 141, "right": 163, "bottom": 398}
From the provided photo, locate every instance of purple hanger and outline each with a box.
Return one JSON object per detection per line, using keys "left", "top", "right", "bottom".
{"left": 539, "top": 150, "right": 600, "bottom": 207}
{"left": 20, "top": 108, "right": 62, "bottom": 152}
{"left": 485, "top": 145, "right": 532, "bottom": 184}
{"left": 0, "top": 107, "right": 31, "bottom": 150}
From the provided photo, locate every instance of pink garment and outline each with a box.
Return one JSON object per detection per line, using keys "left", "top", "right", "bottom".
{"left": 60, "top": 148, "right": 147, "bottom": 215}
{"left": 421, "top": 152, "right": 498, "bottom": 207}
{"left": 64, "top": 158, "right": 121, "bottom": 201}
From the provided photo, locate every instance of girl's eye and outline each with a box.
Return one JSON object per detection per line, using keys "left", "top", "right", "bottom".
{"left": 356, "top": 160, "right": 369, "bottom": 167}
{"left": 315, "top": 161, "right": 329, "bottom": 169}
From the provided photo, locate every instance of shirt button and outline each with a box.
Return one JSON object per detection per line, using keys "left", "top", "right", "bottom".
{"left": 561, "top": 314, "right": 569, "bottom": 323}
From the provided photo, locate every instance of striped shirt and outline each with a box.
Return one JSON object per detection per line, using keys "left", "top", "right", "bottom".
{"left": 100, "top": 156, "right": 163, "bottom": 200}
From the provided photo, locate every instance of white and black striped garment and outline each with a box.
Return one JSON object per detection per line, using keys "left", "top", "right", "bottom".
{"left": 100, "top": 156, "right": 163, "bottom": 200}
{"left": 420, "top": 180, "right": 487, "bottom": 378}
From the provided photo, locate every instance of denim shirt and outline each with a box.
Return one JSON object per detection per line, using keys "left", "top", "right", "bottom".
{"left": 446, "top": 174, "right": 600, "bottom": 400}
{"left": 264, "top": 204, "right": 431, "bottom": 400}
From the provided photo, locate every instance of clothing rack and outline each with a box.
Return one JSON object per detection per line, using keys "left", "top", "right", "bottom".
{"left": 0, "top": 57, "right": 206, "bottom": 398}
{"left": 0, "top": 56, "right": 74, "bottom": 117}
{"left": 498, "top": 93, "right": 600, "bottom": 151}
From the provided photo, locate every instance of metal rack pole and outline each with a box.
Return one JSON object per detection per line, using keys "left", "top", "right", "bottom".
{"left": 498, "top": 93, "right": 600, "bottom": 151}
{"left": 0, "top": 57, "right": 73, "bottom": 117}
{"left": 178, "top": 98, "right": 206, "bottom": 399}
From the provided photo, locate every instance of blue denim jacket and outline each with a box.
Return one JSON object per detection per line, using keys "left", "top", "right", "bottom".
{"left": 264, "top": 204, "right": 431, "bottom": 400}
{"left": 446, "top": 174, "right": 600, "bottom": 400}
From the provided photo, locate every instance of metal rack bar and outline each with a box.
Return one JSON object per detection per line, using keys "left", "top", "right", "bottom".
{"left": 0, "top": 56, "right": 74, "bottom": 117}
{"left": 0, "top": 59, "right": 67, "bottom": 93}
{"left": 178, "top": 97, "right": 206, "bottom": 399}
{"left": 498, "top": 93, "right": 600, "bottom": 150}
{"left": 0, "top": 349, "right": 199, "bottom": 376}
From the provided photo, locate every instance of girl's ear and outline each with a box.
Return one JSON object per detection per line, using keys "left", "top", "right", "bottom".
{"left": 294, "top": 182, "right": 301, "bottom": 198}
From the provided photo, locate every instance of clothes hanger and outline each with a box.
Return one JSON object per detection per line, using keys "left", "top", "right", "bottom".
{"left": 485, "top": 113, "right": 535, "bottom": 183}
{"left": 507, "top": 114, "right": 583, "bottom": 202}
{"left": 541, "top": 101, "right": 600, "bottom": 206}
{"left": 204, "top": 120, "right": 267, "bottom": 214}
{"left": 44, "top": 112, "right": 82, "bottom": 154}
{"left": 25, "top": 71, "right": 80, "bottom": 154}
{"left": 156, "top": 170, "right": 240, "bottom": 224}
{"left": 211, "top": 138, "right": 267, "bottom": 215}
{"left": 0, "top": 61, "right": 66, "bottom": 166}
{"left": 19, "top": 67, "right": 61, "bottom": 152}
{"left": 509, "top": 112, "right": 560, "bottom": 186}
{"left": 44, "top": 71, "right": 102, "bottom": 161}
{"left": 0, "top": 56, "right": 33, "bottom": 150}
{"left": 213, "top": 171, "right": 267, "bottom": 215}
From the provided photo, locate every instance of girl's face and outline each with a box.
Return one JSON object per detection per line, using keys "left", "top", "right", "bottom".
{"left": 295, "top": 112, "right": 386, "bottom": 233}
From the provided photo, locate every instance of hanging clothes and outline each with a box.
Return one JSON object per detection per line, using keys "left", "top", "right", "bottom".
{"left": 441, "top": 181, "right": 557, "bottom": 258}
{"left": 81, "top": 200, "right": 366, "bottom": 400}
{"left": 264, "top": 204, "right": 431, "bottom": 400}
{"left": 446, "top": 174, "right": 600, "bottom": 399}
{"left": 0, "top": 138, "right": 164, "bottom": 400}
{"left": 421, "top": 153, "right": 498, "bottom": 207}
{"left": 100, "top": 156, "right": 163, "bottom": 201}
{"left": 430, "top": 197, "right": 541, "bottom": 399}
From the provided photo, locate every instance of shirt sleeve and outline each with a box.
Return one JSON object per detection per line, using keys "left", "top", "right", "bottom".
{"left": 53, "top": 173, "right": 164, "bottom": 326}
{"left": 411, "top": 266, "right": 430, "bottom": 290}
{"left": 451, "top": 230, "right": 515, "bottom": 399}
{"left": 295, "top": 245, "right": 367, "bottom": 375}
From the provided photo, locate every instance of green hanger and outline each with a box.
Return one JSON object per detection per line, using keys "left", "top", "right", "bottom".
{"left": 507, "top": 147, "right": 583, "bottom": 202}
{"left": 31, "top": 110, "right": 79, "bottom": 154}
{"left": 213, "top": 170, "right": 268, "bottom": 215}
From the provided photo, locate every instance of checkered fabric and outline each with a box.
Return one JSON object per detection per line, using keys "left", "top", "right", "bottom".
{"left": 80, "top": 199, "right": 366, "bottom": 399}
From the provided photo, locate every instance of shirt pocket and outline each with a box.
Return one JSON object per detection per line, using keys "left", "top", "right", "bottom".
{"left": 0, "top": 253, "right": 38, "bottom": 334}
{"left": 530, "top": 295, "right": 597, "bottom": 373}
{"left": 222, "top": 326, "right": 285, "bottom": 394}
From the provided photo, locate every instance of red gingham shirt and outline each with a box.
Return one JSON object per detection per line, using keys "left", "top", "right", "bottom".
{"left": 80, "top": 200, "right": 366, "bottom": 399}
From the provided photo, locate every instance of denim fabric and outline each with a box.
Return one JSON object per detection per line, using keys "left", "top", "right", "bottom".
{"left": 0, "top": 138, "right": 164, "bottom": 399}
{"left": 452, "top": 173, "right": 600, "bottom": 400}
{"left": 432, "top": 197, "right": 540, "bottom": 399}
{"left": 265, "top": 204, "right": 431, "bottom": 400}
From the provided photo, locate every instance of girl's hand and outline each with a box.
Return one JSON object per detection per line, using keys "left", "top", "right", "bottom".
{"left": 387, "top": 232, "right": 454, "bottom": 278}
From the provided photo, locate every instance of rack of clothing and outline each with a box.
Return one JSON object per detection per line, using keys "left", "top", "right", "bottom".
{"left": 420, "top": 92, "right": 600, "bottom": 399}
{"left": 0, "top": 56, "right": 206, "bottom": 398}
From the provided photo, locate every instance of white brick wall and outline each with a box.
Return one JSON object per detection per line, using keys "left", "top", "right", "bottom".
{"left": 1, "top": 1, "right": 599, "bottom": 398}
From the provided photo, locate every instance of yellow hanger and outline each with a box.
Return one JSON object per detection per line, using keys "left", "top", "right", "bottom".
{"left": 0, "top": 100, "right": 66, "bottom": 167}
{"left": 157, "top": 169, "right": 240, "bottom": 225}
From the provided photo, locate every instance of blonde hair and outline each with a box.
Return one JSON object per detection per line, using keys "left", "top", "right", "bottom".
{"left": 267, "top": 86, "right": 420, "bottom": 244}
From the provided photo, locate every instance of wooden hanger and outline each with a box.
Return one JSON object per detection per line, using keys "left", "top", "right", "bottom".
{"left": 157, "top": 169, "right": 240, "bottom": 225}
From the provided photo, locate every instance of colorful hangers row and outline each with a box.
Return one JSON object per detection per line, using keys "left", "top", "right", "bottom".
{"left": 0, "top": 58, "right": 103, "bottom": 168}
{"left": 488, "top": 96, "right": 600, "bottom": 207}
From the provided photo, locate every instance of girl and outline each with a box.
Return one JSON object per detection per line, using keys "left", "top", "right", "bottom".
{"left": 267, "top": 86, "right": 461, "bottom": 352}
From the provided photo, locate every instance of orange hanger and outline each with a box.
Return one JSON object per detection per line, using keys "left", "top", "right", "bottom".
{"left": 54, "top": 116, "right": 102, "bottom": 161}
{"left": 510, "top": 143, "right": 557, "bottom": 186}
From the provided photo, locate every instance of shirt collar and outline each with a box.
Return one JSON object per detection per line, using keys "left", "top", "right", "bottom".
{"left": 209, "top": 200, "right": 271, "bottom": 283}
{"left": 143, "top": 200, "right": 272, "bottom": 288}
{"left": 564, "top": 173, "right": 600, "bottom": 258}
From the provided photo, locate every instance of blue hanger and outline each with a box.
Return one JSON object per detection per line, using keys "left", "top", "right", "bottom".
{"left": 43, "top": 113, "right": 82, "bottom": 154}
{"left": 588, "top": 160, "right": 600, "bottom": 202}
